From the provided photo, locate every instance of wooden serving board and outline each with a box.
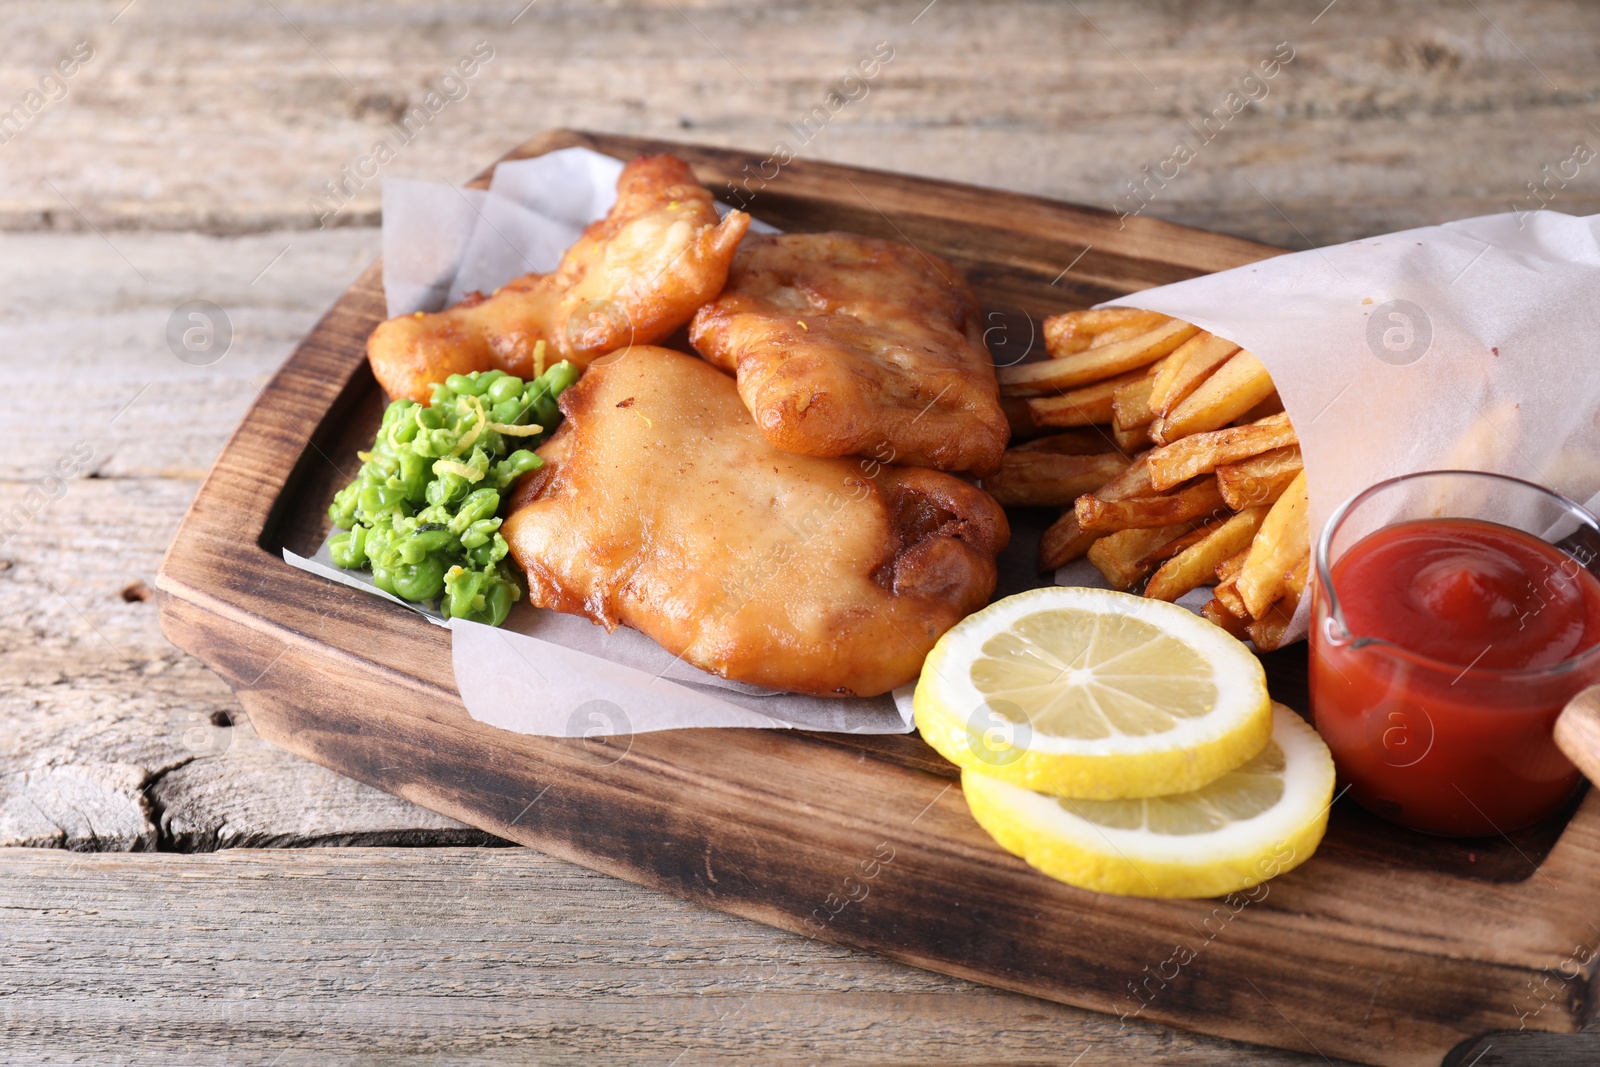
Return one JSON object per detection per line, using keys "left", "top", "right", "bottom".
{"left": 156, "top": 130, "right": 1599, "bottom": 1067}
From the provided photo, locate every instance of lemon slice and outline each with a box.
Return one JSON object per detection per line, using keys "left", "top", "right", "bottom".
{"left": 914, "top": 586, "right": 1271, "bottom": 798}
{"left": 962, "top": 704, "right": 1334, "bottom": 898}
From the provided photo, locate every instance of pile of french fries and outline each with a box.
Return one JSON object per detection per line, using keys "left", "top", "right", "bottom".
{"left": 988, "top": 308, "right": 1309, "bottom": 651}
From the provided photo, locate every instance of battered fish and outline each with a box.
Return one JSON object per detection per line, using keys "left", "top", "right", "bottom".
{"left": 689, "top": 232, "right": 1010, "bottom": 474}
{"left": 369, "top": 154, "right": 750, "bottom": 403}
{"left": 503, "top": 346, "right": 1009, "bottom": 698}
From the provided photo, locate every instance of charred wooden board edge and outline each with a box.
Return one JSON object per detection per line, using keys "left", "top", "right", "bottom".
{"left": 156, "top": 590, "right": 1598, "bottom": 1067}
{"left": 154, "top": 129, "right": 1600, "bottom": 1067}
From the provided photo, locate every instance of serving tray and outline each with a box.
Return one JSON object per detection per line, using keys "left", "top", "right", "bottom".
{"left": 156, "top": 130, "right": 1600, "bottom": 1067}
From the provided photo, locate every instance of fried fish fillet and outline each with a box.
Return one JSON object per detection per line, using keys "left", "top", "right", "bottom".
{"left": 368, "top": 154, "right": 750, "bottom": 403}
{"left": 689, "top": 232, "right": 1010, "bottom": 474}
{"left": 503, "top": 346, "right": 1009, "bottom": 698}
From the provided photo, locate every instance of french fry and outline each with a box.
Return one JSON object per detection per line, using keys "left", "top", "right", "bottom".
{"left": 1077, "top": 449, "right": 1154, "bottom": 501}
{"left": 1112, "top": 421, "right": 1152, "bottom": 453}
{"left": 1212, "top": 547, "right": 1251, "bottom": 616}
{"left": 1144, "top": 505, "right": 1270, "bottom": 602}
{"left": 1088, "top": 523, "right": 1193, "bottom": 590}
{"left": 1283, "top": 550, "right": 1310, "bottom": 601}
{"left": 1044, "top": 308, "right": 1171, "bottom": 357}
{"left": 1075, "top": 477, "right": 1225, "bottom": 534}
{"left": 1014, "top": 429, "right": 1120, "bottom": 455}
{"left": 1149, "top": 331, "right": 1240, "bottom": 417}
{"left": 1147, "top": 412, "right": 1296, "bottom": 491}
{"left": 1237, "top": 470, "right": 1309, "bottom": 619}
{"left": 1216, "top": 446, "right": 1303, "bottom": 510}
{"left": 1249, "top": 608, "right": 1291, "bottom": 652}
{"left": 1036, "top": 452, "right": 1155, "bottom": 570}
{"left": 1025, "top": 368, "right": 1147, "bottom": 428}
{"left": 1112, "top": 374, "right": 1159, "bottom": 431}
{"left": 985, "top": 450, "right": 1130, "bottom": 507}
{"left": 1001, "top": 319, "right": 1198, "bottom": 396}
{"left": 1152, "top": 350, "right": 1276, "bottom": 443}
{"left": 1140, "top": 518, "right": 1224, "bottom": 567}
{"left": 1039, "top": 513, "right": 1091, "bottom": 572}
{"left": 1027, "top": 308, "right": 1313, "bottom": 635}
{"left": 1089, "top": 318, "right": 1173, "bottom": 352}
{"left": 1202, "top": 597, "right": 1252, "bottom": 640}
{"left": 1235, "top": 391, "right": 1285, "bottom": 424}
{"left": 1214, "top": 573, "right": 1248, "bottom": 618}
{"left": 1248, "top": 556, "right": 1308, "bottom": 652}
{"left": 1215, "top": 547, "right": 1249, "bottom": 585}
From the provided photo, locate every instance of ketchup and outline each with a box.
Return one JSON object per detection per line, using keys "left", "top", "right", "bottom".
{"left": 1310, "top": 518, "right": 1600, "bottom": 836}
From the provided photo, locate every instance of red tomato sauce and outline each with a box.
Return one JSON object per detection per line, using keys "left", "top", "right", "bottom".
{"left": 1311, "top": 518, "right": 1600, "bottom": 835}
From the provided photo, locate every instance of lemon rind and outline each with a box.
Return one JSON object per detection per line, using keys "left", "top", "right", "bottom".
{"left": 960, "top": 706, "right": 1334, "bottom": 899}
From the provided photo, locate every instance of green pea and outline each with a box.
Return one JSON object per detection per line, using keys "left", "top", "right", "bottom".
{"left": 328, "top": 525, "right": 368, "bottom": 568}
{"left": 451, "top": 488, "right": 500, "bottom": 532}
{"left": 358, "top": 483, "right": 407, "bottom": 514}
{"left": 480, "top": 578, "right": 518, "bottom": 626}
{"left": 490, "top": 451, "right": 542, "bottom": 490}
{"left": 464, "top": 540, "right": 498, "bottom": 568}
{"left": 369, "top": 563, "right": 396, "bottom": 596}
{"left": 544, "top": 361, "right": 579, "bottom": 393}
{"left": 397, "top": 449, "right": 431, "bottom": 502}
{"left": 443, "top": 566, "right": 486, "bottom": 619}
{"left": 329, "top": 483, "right": 362, "bottom": 529}
{"left": 487, "top": 374, "right": 523, "bottom": 405}
{"left": 390, "top": 555, "right": 446, "bottom": 601}
{"left": 389, "top": 408, "right": 420, "bottom": 444}
{"left": 426, "top": 472, "right": 468, "bottom": 508}
{"left": 445, "top": 372, "right": 494, "bottom": 398}
{"left": 490, "top": 398, "right": 524, "bottom": 424}
{"left": 398, "top": 527, "right": 452, "bottom": 564}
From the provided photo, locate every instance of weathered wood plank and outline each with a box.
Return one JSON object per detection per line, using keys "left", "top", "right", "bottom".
{"left": 2, "top": 0, "right": 1598, "bottom": 246}
{"left": 0, "top": 230, "right": 495, "bottom": 849}
{"left": 0, "top": 230, "right": 381, "bottom": 481}
{"left": 0, "top": 471, "right": 493, "bottom": 850}
{"left": 0, "top": 847, "right": 1593, "bottom": 1066}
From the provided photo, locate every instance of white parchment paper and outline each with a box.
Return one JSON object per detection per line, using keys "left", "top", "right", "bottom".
{"left": 1102, "top": 211, "right": 1600, "bottom": 641}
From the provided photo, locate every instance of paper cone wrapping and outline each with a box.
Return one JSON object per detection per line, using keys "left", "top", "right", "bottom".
{"left": 1106, "top": 211, "right": 1600, "bottom": 640}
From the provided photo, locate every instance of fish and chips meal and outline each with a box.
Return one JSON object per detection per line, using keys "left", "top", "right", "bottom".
{"left": 330, "top": 149, "right": 1584, "bottom": 897}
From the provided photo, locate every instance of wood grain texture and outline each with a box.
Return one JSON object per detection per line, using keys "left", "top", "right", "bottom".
{"left": 11, "top": 3, "right": 1600, "bottom": 1060}
{"left": 0, "top": 229, "right": 499, "bottom": 850}
{"left": 2, "top": 845, "right": 1597, "bottom": 1066}
{"left": 1555, "top": 686, "right": 1600, "bottom": 789}
{"left": 2, "top": 0, "right": 1599, "bottom": 247}
{"left": 152, "top": 130, "right": 1600, "bottom": 1067}
{"left": 0, "top": 846, "right": 1360, "bottom": 1067}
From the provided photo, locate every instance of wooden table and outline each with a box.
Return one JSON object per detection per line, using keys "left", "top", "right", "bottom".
{"left": 3, "top": 2, "right": 1597, "bottom": 1062}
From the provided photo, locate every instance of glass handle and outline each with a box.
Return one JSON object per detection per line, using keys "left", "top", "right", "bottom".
{"left": 1554, "top": 685, "right": 1600, "bottom": 786}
